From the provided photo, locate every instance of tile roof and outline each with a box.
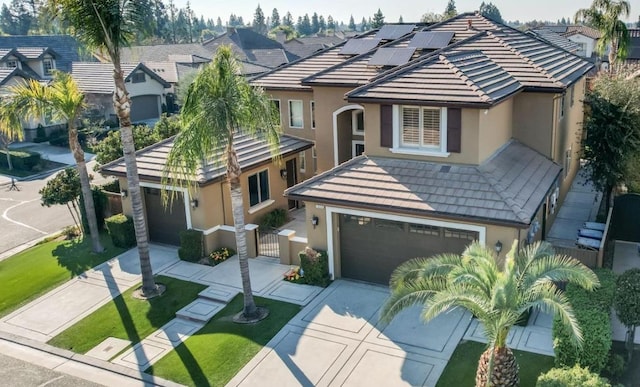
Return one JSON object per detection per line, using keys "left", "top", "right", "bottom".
{"left": 119, "top": 43, "right": 214, "bottom": 63}
{"left": 0, "top": 67, "right": 34, "bottom": 87}
{"left": 100, "top": 133, "right": 314, "bottom": 185}
{"left": 527, "top": 28, "right": 581, "bottom": 53}
{"left": 629, "top": 29, "right": 640, "bottom": 61}
{"left": 286, "top": 141, "right": 560, "bottom": 225}
{"left": 0, "top": 35, "right": 83, "bottom": 72}
{"left": 71, "top": 62, "right": 170, "bottom": 94}
{"left": 16, "top": 47, "right": 57, "bottom": 59}
{"left": 144, "top": 61, "right": 179, "bottom": 83}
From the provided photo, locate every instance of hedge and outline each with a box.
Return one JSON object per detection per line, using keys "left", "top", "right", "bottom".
{"left": 536, "top": 365, "right": 612, "bottom": 387}
{"left": 0, "top": 149, "right": 41, "bottom": 170}
{"left": 553, "top": 268, "right": 616, "bottom": 373}
{"left": 299, "top": 247, "right": 330, "bottom": 287}
{"left": 178, "top": 229, "right": 203, "bottom": 262}
{"left": 105, "top": 214, "right": 136, "bottom": 248}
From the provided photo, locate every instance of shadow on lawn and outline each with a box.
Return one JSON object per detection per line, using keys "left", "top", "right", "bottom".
{"left": 52, "top": 233, "right": 124, "bottom": 277}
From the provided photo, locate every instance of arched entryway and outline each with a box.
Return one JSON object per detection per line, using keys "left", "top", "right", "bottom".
{"left": 332, "top": 104, "right": 364, "bottom": 166}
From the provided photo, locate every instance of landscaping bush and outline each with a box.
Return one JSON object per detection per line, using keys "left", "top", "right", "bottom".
{"left": 209, "top": 247, "right": 235, "bottom": 265}
{"left": 259, "top": 208, "right": 288, "bottom": 230}
{"left": 553, "top": 268, "right": 616, "bottom": 373}
{"left": 536, "top": 365, "right": 612, "bottom": 387}
{"left": 0, "top": 149, "right": 41, "bottom": 170}
{"left": 104, "top": 214, "right": 136, "bottom": 248}
{"left": 100, "top": 180, "right": 120, "bottom": 193}
{"left": 299, "top": 247, "right": 330, "bottom": 287}
{"left": 603, "top": 352, "right": 626, "bottom": 381}
{"left": 178, "top": 229, "right": 203, "bottom": 262}
{"left": 79, "top": 187, "right": 107, "bottom": 234}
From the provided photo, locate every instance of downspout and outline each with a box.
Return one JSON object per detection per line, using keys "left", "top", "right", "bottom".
{"left": 220, "top": 182, "right": 227, "bottom": 225}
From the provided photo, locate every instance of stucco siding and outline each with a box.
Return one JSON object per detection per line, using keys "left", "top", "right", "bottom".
{"left": 478, "top": 98, "right": 513, "bottom": 162}
{"left": 512, "top": 92, "right": 554, "bottom": 157}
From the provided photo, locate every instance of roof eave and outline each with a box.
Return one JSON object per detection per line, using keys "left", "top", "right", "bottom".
{"left": 345, "top": 96, "right": 494, "bottom": 109}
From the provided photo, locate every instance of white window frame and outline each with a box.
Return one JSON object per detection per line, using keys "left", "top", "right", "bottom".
{"left": 312, "top": 145, "right": 317, "bottom": 174}
{"left": 559, "top": 95, "right": 565, "bottom": 120}
{"left": 352, "top": 140, "right": 365, "bottom": 158}
{"left": 352, "top": 110, "right": 364, "bottom": 135}
{"left": 42, "top": 57, "right": 55, "bottom": 76}
{"left": 299, "top": 151, "right": 306, "bottom": 173}
{"left": 6, "top": 59, "right": 18, "bottom": 69}
{"left": 310, "top": 100, "right": 316, "bottom": 129}
{"left": 247, "top": 169, "right": 272, "bottom": 212}
{"left": 288, "top": 99, "right": 304, "bottom": 129}
{"left": 271, "top": 99, "right": 281, "bottom": 125}
{"left": 390, "top": 105, "right": 449, "bottom": 157}
{"left": 131, "top": 71, "right": 146, "bottom": 83}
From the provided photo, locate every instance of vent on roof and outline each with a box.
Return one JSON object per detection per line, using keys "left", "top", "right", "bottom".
{"left": 368, "top": 47, "right": 416, "bottom": 66}
{"left": 375, "top": 24, "right": 416, "bottom": 40}
{"left": 408, "top": 31, "right": 455, "bottom": 49}
{"left": 440, "top": 165, "right": 451, "bottom": 173}
{"left": 339, "top": 38, "right": 382, "bottom": 55}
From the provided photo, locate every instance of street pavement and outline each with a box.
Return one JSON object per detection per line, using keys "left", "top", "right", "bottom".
{"left": 0, "top": 352, "right": 100, "bottom": 387}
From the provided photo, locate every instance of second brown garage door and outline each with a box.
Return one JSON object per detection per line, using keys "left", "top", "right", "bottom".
{"left": 339, "top": 214, "right": 478, "bottom": 285}
{"left": 144, "top": 187, "right": 187, "bottom": 245}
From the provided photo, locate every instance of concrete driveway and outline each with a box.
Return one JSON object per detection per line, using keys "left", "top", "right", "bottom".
{"left": 227, "top": 280, "right": 472, "bottom": 387}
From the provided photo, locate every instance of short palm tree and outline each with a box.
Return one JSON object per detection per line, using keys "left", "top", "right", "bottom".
{"left": 163, "top": 45, "right": 280, "bottom": 320}
{"left": 575, "top": 0, "right": 631, "bottom": 66}
{"left": 0, "top": 99, "right": 23, "bottom": 170}
{"left": 49, "top": 0, "right": 157, "bottom": 295}
{"left": 7, "top": 72, "right": 104, "bottom": 253}
{"left": 381, "top": 241, "right": 599, "bottom": 387}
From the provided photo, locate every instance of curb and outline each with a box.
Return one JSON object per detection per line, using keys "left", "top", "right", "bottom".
{"left": 0, "top": 331, "right": 184, "bottom": 387}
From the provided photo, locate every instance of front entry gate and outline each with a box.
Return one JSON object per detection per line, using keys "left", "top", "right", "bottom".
{"left": 258, "top": 228, "right": 280, "bottom": 258}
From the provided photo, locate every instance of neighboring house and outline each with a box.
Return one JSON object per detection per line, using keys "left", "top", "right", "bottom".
{"left": 0, "top": 67, "right": 34, "bottom": 96}
{"left": 543, "top": 25, "right": 601, "bottom": 58}
{"left": 280, "top": 34, "right": 346, "bottom": 58}
{"left": 100, "top": 134, "right": 313, "bottom": 246}
{"left": 251, "top": 12, "right": 593, "bottom": 284}
{"left": 526, "top": 28, "right": 581, "bottom": 54}
{"left": 71, "top": 62, "right": 170, "bottom": 124}
{"left": 626, "top": 29, "right": 640, "bottom": 64}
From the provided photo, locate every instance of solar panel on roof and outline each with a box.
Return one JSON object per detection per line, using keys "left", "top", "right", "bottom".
{"left": 408, "top": 31, "right": 455, "bottom": 49}
{"left": 339, "top": 38, "right": 382, "bottom": 55}
{"left": 367, "top": 47, "right": 416, "bottom": 66}
{"left": 375, "top": 24, "right": 416, "bottom": 40}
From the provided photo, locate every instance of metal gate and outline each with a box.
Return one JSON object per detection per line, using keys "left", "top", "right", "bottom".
{"left": 258, "top": 228, "right": 280, "bottom": 258}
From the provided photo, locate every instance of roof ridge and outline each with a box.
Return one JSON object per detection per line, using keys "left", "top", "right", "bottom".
{"left": 439, "top": 52, "right": 492, "bottom": 103}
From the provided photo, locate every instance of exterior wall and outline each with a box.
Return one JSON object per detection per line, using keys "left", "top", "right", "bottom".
{"left": 568, "top": 34, "right": 596, "bottom": 58}
{"left": 478, "top": 98, "right": 513, "bottom": 162}
{"left": 263, "top": 89, "right": 315, "bottom": 141}
{"left": 512, "top": 92, "right": 554, "bottom": 157}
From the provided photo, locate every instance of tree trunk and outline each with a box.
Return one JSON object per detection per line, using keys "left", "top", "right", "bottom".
{"left": 66, "top": 202, "right": 79, "bottom": 230}
{"left": 226, "top": 142, "right": 257, "bottom": 317}
{"left": 112, "top": 65, "right": 156, "bottom": 296}
{"left": 71, "top": 199, "right": 83, "bottom": 234}
{"left": 68, "top": 120, "right": 103, "bottom": 253}
{"left": 609, "top": 39, "right": 618, "bottom": 69}
{"left": 626, "top": 325, "right": 635, "bottom": 363}
{"left": 476, "top": 346, "right": 519, "bottom": 387}
{"left": 4, "top": 144, "right": 13, "bottom": 170}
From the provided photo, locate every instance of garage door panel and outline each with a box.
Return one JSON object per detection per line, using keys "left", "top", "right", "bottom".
{"left": 131, "top": 95, "right": 160, "bottom": 122}
{"left": 144, "top": 187, "right": 187, "bottom": 245}
{"left": 339, "top": 215, "right": 477, "bottom": 285}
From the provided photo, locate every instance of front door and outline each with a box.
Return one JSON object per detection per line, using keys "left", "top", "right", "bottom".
{"left": 286, "top": 158, "right": 297, "bottom": 210}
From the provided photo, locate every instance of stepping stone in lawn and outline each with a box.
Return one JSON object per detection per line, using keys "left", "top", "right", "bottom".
{"left": 85, "top": 337, "right": 132, "bottom": 361}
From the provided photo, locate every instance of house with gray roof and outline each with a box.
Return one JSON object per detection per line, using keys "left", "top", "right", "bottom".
{"left": 538, "top": 25, "right": 602, "bottom": 58}
{"left": 248, "top": 12, "right": 593, "bottom": 284}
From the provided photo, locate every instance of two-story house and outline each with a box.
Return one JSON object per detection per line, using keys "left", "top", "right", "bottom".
{"left": 251, "top": 13, "right": 593, "bottom": 284}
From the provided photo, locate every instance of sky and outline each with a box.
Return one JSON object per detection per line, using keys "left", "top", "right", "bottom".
{"left": 174, "top": 0, "right": 640, "bottom": 24}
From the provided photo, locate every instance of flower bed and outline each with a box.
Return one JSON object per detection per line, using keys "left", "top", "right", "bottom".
{"left": 209, "top": 247, "right": 235, "bottom": 266}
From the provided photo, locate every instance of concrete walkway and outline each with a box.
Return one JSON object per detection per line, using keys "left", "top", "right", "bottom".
{"left": 547, "top": 168, "right": 602, "bottom": 248}
{"left": 10, "top": 142, "right": 95, "bottom": 166}
{"left": 611, "top": 240, "right": 640, "bottom": 344}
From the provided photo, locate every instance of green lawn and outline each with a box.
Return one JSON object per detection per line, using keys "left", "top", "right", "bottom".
{"left": 0, "top": 233, "right": 127, "bottom": 317}
{"left": 147, "top": 295, "right": 301, "bottom": 387}
{"left": 436, "top": 340, "right": 555, "bottom": 387}
{"left": 48, "top": 275, "right": 206, "bottom": 354}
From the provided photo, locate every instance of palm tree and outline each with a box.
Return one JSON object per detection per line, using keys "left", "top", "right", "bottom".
{"left": 49, "top": 0, "right": 158, "bottom": 296}
{"left": 163, "top": 46, "right": 280, "bottom": 320}
{"left": 381, "top": 241, "right": 599, "bottom": 387}
{"left": 575, "top": 0, "right": 631, "bottom": 66}
{"left": 0, "top": 100, "right": 23, "bottom": 170}
{"left": 7, "top": 73, "right": 104, "bottom": 253}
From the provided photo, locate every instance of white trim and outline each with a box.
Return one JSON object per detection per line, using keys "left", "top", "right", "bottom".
{"left": 351, "top": 110, "right": 364, "bottom": 135}
{"left": 310, "top": 100, "right": 316, "bottom": 129}
{"left": 332, "top": 104, "right": 364, "bottom": 167}
{"left": 352, "top": 140, "right": 365, "bottom": 158}
{"left": 288, "top": 99, "right": 304, "bottom": 129}
{"left": 325, "top": 206, "right": 486, "bottom": 280}
{"left": 139, "top": 181, "right": 192, "bottom": 229}
{"left": 247, "top": 168, "right": 271, "bottom": 208}
{"left": 299, "top": 151, "right": 306, "bottom": 173}
{"left": 389, "top": 148, "right": 450, "bottom": 157}
{"left": 248, "top": 199, "right": 275, "bottom": 214}
{"left": 196, "top": 223, "right": 259, "bottom": 236}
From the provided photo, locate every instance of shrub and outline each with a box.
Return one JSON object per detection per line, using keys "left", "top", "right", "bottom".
{"left": 36, "top": 124, "right": 46, "bottom": 139}
{"left": 178, "top": 229, "right": 203, "bottom": 262}
{"left": 553, "top": 268, "right": 615, "bottom": 373}
{"left": 79, "top": 187, "right": 107, "bottom": 234}
{"left": 154, "top": 114, "right": 181, "bottom": 139}
{"left": 603, "top": 352, "right": 626, "bottom": 380}
{"left": 105, "top": 214, "right": 136, "bottom": 248}
{"left": 209, "top": 247, "right": 235, "bottom": 265}
{"left": 299, "top": 247, "right": 330, "bottom": 287}
{"left": 100, "top": 180, "right": 120, "bottom": 193}
{"left": 259, "top": 208, "right": 289, "bottom": 230}
{"left": 536, "top": 365, "right": 612, "bottom": 387}
{"left": 0, "top": 149, "right": 41, "bottom": 170}
{"left": 62, "top": 225, "right": 81, "bottom": 239}
{"left": 614, "top": 268, "right": 640, "bottom": 328}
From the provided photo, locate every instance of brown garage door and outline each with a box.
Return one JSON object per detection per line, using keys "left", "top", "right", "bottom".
{"left": 339, "top": 214, "right": 478, "bottom": 285}
{"left": 144, "top": 187, "right": 187, "bottom": 245}
{"left": 130, "top": 95, "right": 160, "bottom": 122}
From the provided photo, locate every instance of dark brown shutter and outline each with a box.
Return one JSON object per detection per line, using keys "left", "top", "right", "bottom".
{"left": 380, "top": 104, "right": 393, "bottom": 148}
{"left": 447, "top": 107, "right": 462, "bottom": 153}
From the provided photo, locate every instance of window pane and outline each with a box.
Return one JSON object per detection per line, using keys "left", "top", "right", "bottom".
{"left": 310, "top": 101, "right": 316, "bottom": 128}
{"left": 271, "top": 100, "right": 281, "bottom": 124}
{"left": 401, "top": 107, "right": 419, "bottom": 145}
{"left": 248, "top": 174, "right": 259, "bottom": 206}
{"left": 289, "top": 100, "right": 303, "bottom": 128}
{"left": 422, "top": 108, "right": 440, "bottom": 146}
{"left": 259, "top": 171, "right": 270, "bottom": 201}
{"left": 299, "top": 151, "right": 306, "bottom": 172}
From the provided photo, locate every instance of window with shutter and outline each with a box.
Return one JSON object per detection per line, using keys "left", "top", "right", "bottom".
{"left": 401, "top": 107, "right": 420, "bottom": 146}
{"left": 422, "top": 108, "right": 440, "bottom": 147}
{"left": 392, "top": 105, "right": 450, "bottom": 156}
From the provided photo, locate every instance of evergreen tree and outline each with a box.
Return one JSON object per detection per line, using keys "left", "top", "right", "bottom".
{"left": 348, "top": 15, "right": 355, "bottom": 30}
{"left": 399, "top": 15, "right": 404, "bottom": 23}
{"left": 361, "top": 17, "right": 368, "bottom": 31}
{"left": 318, "top": 15, "right": 326, "bottom": 32}
{"left": 311, "top": 12, "right": 319, "bottom": 34}
{"left": 297, "top": 13, "right": 312, "bottom": 36}
{"left": 444, "top": 0, "right": 457, "bottom": 19}
{"left": 327, "top": 15, "right": 335, "bottom": 30}
{"left": 253, "top": 4, "right": 267, "bottom": 35}
{"left": 184, "top": 1, "right": 195, "bottom": 43}
{"left": 372, "top": 8, "right": 384, "bottom": 29}
{"left": 168, "top": 0, "right": 178, "bottom": 43}
{"left": 637, "top": 15, "right": 640, "bottom": 28}
{"left": 237, "top": 16, "right": 245, "bottom": 26}
{"left": 229, "top": 14, "right": 238, "bottom": 26}
{"left": 216, "top": 16, "right": 223, "bottom": 31}
{"left": 271, "top": 8, "right": 280, "bottom": 29}
{"left": 479, "top": 1, "right": 503, "bottom": 23}
{"left": 283, "top": 11, "right": 293, "bottom": 27}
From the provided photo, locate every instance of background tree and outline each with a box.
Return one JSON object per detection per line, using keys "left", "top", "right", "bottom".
{"left": 296, "top": 13, "right": 312, "bottom": 36}
{"left": 444, "top": 0, "right": 458, "bottom": 19}
{"left": 421, "top": 12, "right": 443, "bottom": 23}
{"left": 270, "top": 8, "right": 280, "bottom": 29}
{"left": 479, "top": 1, "right": 503, "bottom": 23}
{"left": 0, "top": 100, "right": 23, "bottom": 171}
{"left": 575, "top": 0, "right": 631, "bottom": 66}
{"left": 381, "top": 241, "right": 598, "bottom": 387}
{"left": 163, "top": 46, "right": 279, "bottom": 321}
{"left": 50, "top": 0, "right": 158, "bottom": 297}
{"left": 8, "top": 73, "right": 104, "bottom": 253}
{"left": 93, "top": 125, "right": 159, "bottom": 166}
{"left": 282, "top": 11, "right": 293, "bottom": 27}
{"left": 327, "top": 15, "right": 335, "bottom": 30}
{"left": 371, "top": 8, "right": 384, "bottom": 29}
{"left": 252, "top": 4, "right": 266, "bottom": 35}
{"left": 318, "top": 15, "right": 326, "bottom": 32}
{"left": 614, "top": 269, "right": 640, "bottom": 362}
{"left": 40, "top": 167, "right": 82, "bottom": 230}
{"left": 360, "top": 17, "right": 368, "bottom": 31}
{"left": 398, "top": 15, "right": 404, "bottom": 23}
{"left": 311, "top": 12, "right": 319, "bottom": 34}
{"left": 348, "top": 15, "right": 356, "bottom": 31}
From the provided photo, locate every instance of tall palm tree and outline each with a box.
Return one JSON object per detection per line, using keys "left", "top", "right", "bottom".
{"left": 7, "top": 73, "right": 104, "bottom": 253}
{"left": 575, "top": 0, "right": 631, "bottom": 66}
{"left": 0, "top": 100, "right": 23, "bottom": 170}
{"left": 381, "top": 241, "right": 599, "bottom": 387}
{"left": 49, "top": 0, "right": 158, "bottom": 295}
{"left": 163, "top": 46, "right": 280, "bottom": 320}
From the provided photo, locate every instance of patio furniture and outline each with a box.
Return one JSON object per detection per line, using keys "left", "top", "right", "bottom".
{"left": 578, "top": 228, "right": 603, "bottom": 240}
{"left": 583, "top": 222, "right": 606, "bottom": 232}
{"left": 576, "top": 237, "right": 600, "bottom": 250}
